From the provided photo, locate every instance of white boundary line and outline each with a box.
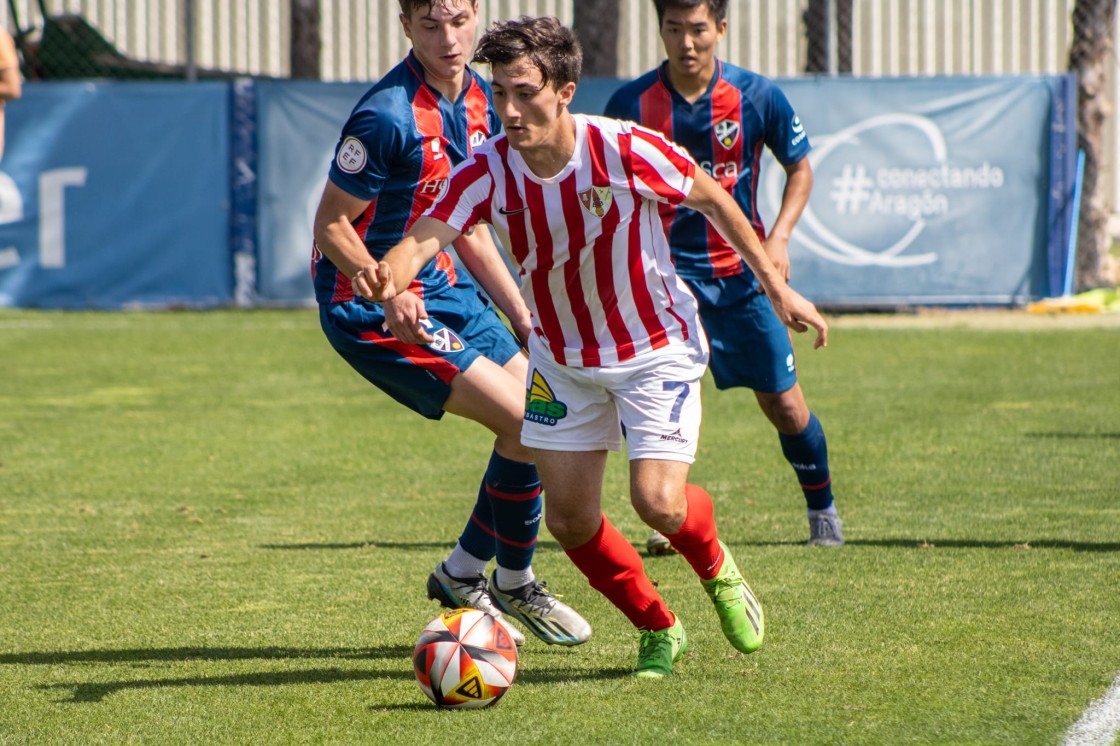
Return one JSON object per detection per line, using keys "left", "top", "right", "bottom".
{"left": 1063, "top": 671, "right": 1120, "bottom": 746}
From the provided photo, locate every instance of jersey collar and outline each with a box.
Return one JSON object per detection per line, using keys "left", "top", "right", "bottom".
{"left": 657, "top": 58, "right": 723, "bottom": 106}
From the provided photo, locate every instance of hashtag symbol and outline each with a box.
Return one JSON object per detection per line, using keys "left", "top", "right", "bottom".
{"left": 830, "top": 164, "right": 873, "bottom": 214}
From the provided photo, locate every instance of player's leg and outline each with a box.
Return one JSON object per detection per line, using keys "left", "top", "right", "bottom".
{"left": 519, "top": 345, "right": 679, "bottom": 673}
{"left": 535, "top": 448, "right": 683, "bottom": 675}
{"left": 755, "top": 383, "right": 843, "bottom": 546}
{"left": 319, "top": 301, "right": 530, "bottom": 641}
{"left": 431, "top": 290, "right": 589, "bottom": 645}
{"left": 617, "top": 342, "right": 763, "bottom": 657}
{"left": 441, "top": 352, "right": 590, "bottom": 646}
{"left": 702, "top": 278, "right": 843, "bottom": 546}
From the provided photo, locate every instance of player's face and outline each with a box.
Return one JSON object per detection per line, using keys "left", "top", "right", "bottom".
{"left": 400, "top": 1, "right": 478, "bottom": 87}
{"left": 491, "top": 59, "right": 575, "bottom": 153}
{"left": 659, "top": 3, "right": 727, "bottom": 80}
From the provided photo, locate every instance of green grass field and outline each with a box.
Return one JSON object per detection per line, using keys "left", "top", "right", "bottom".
{"left": 1, "top": 309, "right": 1118, "bottom": 744}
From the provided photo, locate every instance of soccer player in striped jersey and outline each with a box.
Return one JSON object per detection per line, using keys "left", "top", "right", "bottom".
{"left": 311, "top": 0, "right": 589, "bottom": 648}
{"left": 605, "top": 0, "right": 844, "bottom": 548}
{"left": 358, "top": 16, "right": 829, "bottom": 678}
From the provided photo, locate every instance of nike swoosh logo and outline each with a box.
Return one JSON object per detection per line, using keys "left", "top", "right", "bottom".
{"left": 498, "top": 206, "right": 527, "bottom": 215}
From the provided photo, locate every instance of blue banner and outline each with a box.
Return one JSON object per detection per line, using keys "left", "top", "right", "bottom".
{"left": 0, "top": 82, "right": 231, "bottom": 309}
{"left": 255, "top": 80, "right": 366, "bottom": 304}
{"left": 753, "top": 76, "right": 1074, "bottom": 306}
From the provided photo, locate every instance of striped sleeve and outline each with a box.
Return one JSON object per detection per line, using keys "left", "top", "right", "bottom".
{"left": 424, "top": 152, "right": 494, "bottom": 232}
{"left": 625, "top": 123, "right": 697, "bottom": 205}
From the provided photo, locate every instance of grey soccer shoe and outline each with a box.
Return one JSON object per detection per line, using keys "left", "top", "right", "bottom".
{"left": 426, "top": 563, "right": 526, "bottom": 646}
{"left": 808, "top": 511, "right": 845, "bottom": 546}
{"left": 488, "top": 576, "right": 592, "bottom": 646}
{"left": 645, "top": 530, "right": 679, "bottom": 556}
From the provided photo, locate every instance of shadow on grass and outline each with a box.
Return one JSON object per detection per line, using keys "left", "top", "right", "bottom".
{"left": 259, "top": 540, "right": 566, "bottom": 552}
{"left": 747, "top": 539, "right": 1120, "bottom": 552}
{"left": 1025, "top": 431, "right": 1120, "bottom": 439}
{"left": 16, "top": 646, "right": 631, "bottom": 703}
{"left": 37, "top": 666, "right": 412, "bottom": 703}
{"left": 1, "top": 646, "right": 412, "bottom": 666}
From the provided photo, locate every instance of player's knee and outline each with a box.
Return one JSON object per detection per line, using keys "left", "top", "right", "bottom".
{"left": 544, "top": 506, "right": 599, "bottom": 549}
{"left": 631, "top": 490, "right": 686, "bottom": 534}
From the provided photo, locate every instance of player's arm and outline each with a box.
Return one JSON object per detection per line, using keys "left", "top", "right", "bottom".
{"left": 355, "top": 216, "right": 461, "bottom": 303}
{"left": 312, "top": 180, "right": 436, "bottom": 344}
{"left": 765, "top": 157, "right": 813, "bottom": 281}
{"left": 0, "top": 31, "right": 22, "bottom": 160}
{"left": 682, "top": 169, "right": 828, "bottom": 349}
{"left": 452, "top": 228, "right": 532, "bottom": 345}
{"left": 312, "top": 180, "right": 378, "bottom": 277}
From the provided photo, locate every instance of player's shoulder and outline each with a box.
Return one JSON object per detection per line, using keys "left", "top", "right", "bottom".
{"left": 605, "top": 68, "right": 662, "bottom": 110}
{"left": 718, "top": 60, "right": 779, "bottom": 94}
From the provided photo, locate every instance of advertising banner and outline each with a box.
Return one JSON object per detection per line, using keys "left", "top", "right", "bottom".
{"left": 757, "top": 76, "right": 1074, "bottom": 306}
{"left": 0, "top": 82, "right": 232, "bottom": 309}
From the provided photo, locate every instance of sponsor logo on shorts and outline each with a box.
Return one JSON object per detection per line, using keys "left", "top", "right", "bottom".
{"left": 525, "top": 370, "right": 568, "bottom": 426}
{"left": 786, "top": 353, "right": 795, "bottom": 372}
{"left": 428, "top": 326, "right": 465, "bottom": 353}
{"left": 659, "top": 427, "right": 689, "bottom": 444}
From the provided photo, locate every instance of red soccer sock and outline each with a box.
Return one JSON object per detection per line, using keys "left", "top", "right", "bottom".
{"left": 665, "top": 484, "right": 724, "bottom": 581}
{"left": 564, "top": 514, "right": 675, "bottom": 631}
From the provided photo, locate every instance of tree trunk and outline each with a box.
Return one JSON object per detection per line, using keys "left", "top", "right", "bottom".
{"left": 573, "top": 0, "right": 619, "bottom": 76}
{"left": 1068, "top": 0, "right": 1117, "bottom": 290}
{"left": 290, "top": 0, "right": 321, "bottom": 80}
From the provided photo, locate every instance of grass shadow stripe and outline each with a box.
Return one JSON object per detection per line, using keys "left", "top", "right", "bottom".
{"left": 1, "top": 646, "right": 414, "bottom": 666}
{"left": 37, "top": 666, "right": 413, "bottom": 703}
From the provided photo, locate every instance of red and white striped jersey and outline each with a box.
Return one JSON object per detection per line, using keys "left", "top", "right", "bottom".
{"left": 425, "top": 114, "right": 705, "bottom": 368}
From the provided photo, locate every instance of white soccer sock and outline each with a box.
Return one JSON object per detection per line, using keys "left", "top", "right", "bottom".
{"left": 494, "top": 566, "right": 535, "bottom": 591}
{"left": 442, "top": 543, "right": 489, "bottom": 579}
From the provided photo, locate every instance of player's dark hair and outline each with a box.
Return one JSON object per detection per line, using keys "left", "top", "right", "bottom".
{"left": 397, "top": 0, "right": 477, "bottom": 19}
{"left": 472, "top": 16, "right": 582, "bottom": 90}
{"left": 653, "top": 0, "right": 729, "bottom": 25}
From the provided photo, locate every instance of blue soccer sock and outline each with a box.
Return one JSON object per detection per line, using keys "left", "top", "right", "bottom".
{"left": 778, "top": 412, "right": 835, "bottom": 511}
{"left": 450, "top": 477, "right": 499, "bottom": 573}
{"left": 483, "top": 450, "right": 542, "bottom": 582}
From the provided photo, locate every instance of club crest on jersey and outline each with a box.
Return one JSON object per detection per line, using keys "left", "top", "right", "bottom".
{"left": 469, "top": 130, "right": 487, "bottom": 150}
{"left": 714, "top": 120, "right": 740, "bottom": 150}
{"left": 578, "top": 186, "right": 613, "bottom": 218}
{"left": 525, "top": 370, "right": 568, "bottom": 426}
{"left": 337, "top": 136, "right": 367, "bottom": 173}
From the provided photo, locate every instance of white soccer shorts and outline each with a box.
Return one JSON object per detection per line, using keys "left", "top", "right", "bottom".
{"left": 521, "top": 335, "right": 709, "bottom": 463}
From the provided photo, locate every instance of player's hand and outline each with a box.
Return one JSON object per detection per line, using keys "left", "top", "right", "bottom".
{"left": 772, "top": 286, "right": 828, "bottom": 349}
{"left": 382, "top": 291, "right": 435, "bottom": 345}
{"left": 352, "top": 263, "right": 390, "bottom": 302}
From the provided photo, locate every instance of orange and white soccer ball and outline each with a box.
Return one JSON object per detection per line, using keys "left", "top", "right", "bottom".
{"left": 413, "top": 608, "right": 519, "bottom": 709}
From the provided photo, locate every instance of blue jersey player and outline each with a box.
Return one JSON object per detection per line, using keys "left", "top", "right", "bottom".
{"left": 311, "top": 0, "right": 590, "bottom": 646}
{"left": 605, "top": 0, "right": 844, "bottom": 547}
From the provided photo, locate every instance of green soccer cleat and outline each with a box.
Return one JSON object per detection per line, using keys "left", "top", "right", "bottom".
{"left": 700, "top": 541, "right": 764, "bottom": 654}
{"left": 633, "top": 615, "right": 688, "bottom": 679}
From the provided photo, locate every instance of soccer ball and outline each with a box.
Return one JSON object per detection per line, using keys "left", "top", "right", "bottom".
{"left": 413, "top": 608, "right": 519, "bottom": 709}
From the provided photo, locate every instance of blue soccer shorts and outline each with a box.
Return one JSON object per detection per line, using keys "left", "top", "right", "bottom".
{"left": 685, "top": 272, "right": 798, "bottom": 394}
{"left": 320, "top": 281, "right": 523, "bottom": 420}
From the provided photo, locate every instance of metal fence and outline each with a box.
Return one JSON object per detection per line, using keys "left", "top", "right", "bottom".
{"left": 1, "top": 0, "right": 1082, "bottom": 81}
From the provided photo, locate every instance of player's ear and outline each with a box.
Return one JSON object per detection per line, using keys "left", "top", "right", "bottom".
{"left": 399, "top": 13, "right": 412, "bottom": 41}
{"left": 557, "top": 81, "right": 577, "bottom": 110}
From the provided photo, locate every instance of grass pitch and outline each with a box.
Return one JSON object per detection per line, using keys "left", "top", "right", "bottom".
{"left": 1, "top": 309, "right": 1118, "bottom": 744}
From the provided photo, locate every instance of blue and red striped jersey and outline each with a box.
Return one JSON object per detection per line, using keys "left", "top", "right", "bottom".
{"left": 311, "top": 50, "right": 500, "bottom": 304}
{"left": 605, "top": 60, "right": 810, "bottom": 284}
